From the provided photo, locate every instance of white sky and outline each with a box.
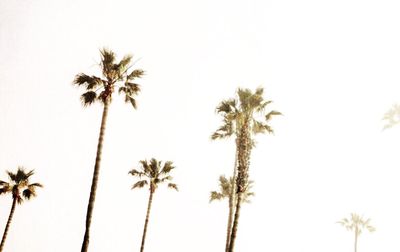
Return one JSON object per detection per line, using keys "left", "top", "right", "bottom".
{"left": 1, "top": 0, "right": 400, "bottom": 251}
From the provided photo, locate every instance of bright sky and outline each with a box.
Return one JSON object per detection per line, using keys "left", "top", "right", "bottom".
{"left": 1, "top": 0, "right": 400, "bottom": 251}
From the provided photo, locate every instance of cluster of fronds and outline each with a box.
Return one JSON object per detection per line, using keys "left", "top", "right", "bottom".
{"left": 0, "top": 167, "right": 42, "bottom": 204}
{"left": 129, "top": 158, "right": 178, "bottom": 193}
{"left": 73, "top": 48, "right": 144, "bottom": 108}
{"left": 210, "top": 175, "right": 254, "bottom": 203}
{"left": 337, "top": 213, "right": 376, "bottom": 234}
{"left": 211, "top": 87, "right": 281, "bottom": 140}
{"left": 383, "top": 104, "right": 400, "bottom": 130}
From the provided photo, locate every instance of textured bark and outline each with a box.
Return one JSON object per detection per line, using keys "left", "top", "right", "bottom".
{"left": 228, "top": 121, "right": 252, "bottom": 252}
{"left": 81, "top": 100, "right": 110, "bottom": 252}
{"left": 229, "top": 191, "right": 243, "bottom": 252}
{"left": 226, "top": 139, "right": 239, "bottom": 252}
{"left": 0, "top": 198, "right": 17, "bottom": 252}
{"left": 140, "top": 188, "right": 154, "bottom": 252}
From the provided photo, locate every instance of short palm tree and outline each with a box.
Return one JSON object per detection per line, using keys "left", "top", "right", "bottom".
{"left": 213, "top": 87, "right": 281, "bottom": 252}
{"left": 0, "top": 167, "right": 42, "bottom": 252}
{"left": 129, "top": 158, "right": 178, "bottom": 252}
{"left": 73, "top": 48, "right": 144, "bottom": 252}
{"left": 383, "top": 104, "right": 400, "bottom": 129}
{"left": 210, "top": 175, "right": 254, "bottom": 252}
{"left": 337, "top": 213, "right": 375, "bottom": 252}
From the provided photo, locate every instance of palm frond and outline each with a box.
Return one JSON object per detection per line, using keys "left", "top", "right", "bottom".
{"left": 265, "top": 110, "right": 282, "bottom": 121}
{"left": 100, "top": 48, "right": 116, "bottom": 75}
{"left": 149, "top": 158, "right": 160, "bottom": 176}
{"left": 81, "top": 91, "right": 98, "bottom": 106}
{"left": 210, "top": 191, "right": 225, "bottom": 202}
{"left": 140, "top": 160, "right": 152, "bottom": 176}
{"left": 132, "top": 180, "right": 148, "bottom": 190}
{"left": 124, "top": 83, "right": 141, "bottom": 95}
{"left": 383, "top": 104, "right": 400, "bottom": 130}
{"left": 127, "top": 69, "right": 145, "bottom": 80}
{"left": 22, "top": 188, "right": 35, "bottom": 200}
{"left": 167, "top": 183, "right": 178, "bottom": 191}
{"left": 29, "top": 182, "right": 43, "bottom": 188}
{"left": 124, "top": 95, "right": 137, "bottom": 109}
{"left": 129, "top": 169, "right": 146, "bottom": 177}
{"left": 118, "top": 55, "right": 133, "bottom": 71}
{"left": 0, "top": 185, "right": 11, "bottom": 195}
{"left": 160, "top": 161, "right": 175, "bottom": 175}
{"left": 73, "top": 74, "right": 104, "bottom": 90}
{"left": 159, "top": 175, "right": 173, "bottom": 183}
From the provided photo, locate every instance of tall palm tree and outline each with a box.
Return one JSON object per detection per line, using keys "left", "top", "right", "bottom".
{"left": 73, "top": 48, "right": 144, "bottom": 252}
{"left": 337, "top": 213, "right": 375, "bottom": 252}
{"left": 212, "top": 89, "right": 281, "bottom": 251}
{"left": 0, "top": 167, "right": 42, "bottom": 252}
{"left": 210, "top": 175, "right": 254, "bottom": 252}
{"left": 129, "top": 158, "right": 178, "bottom": 252}
{"left": 213, "top": 87, "right": 280, "bottom": 252}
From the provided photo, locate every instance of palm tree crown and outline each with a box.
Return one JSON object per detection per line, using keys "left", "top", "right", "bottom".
{"left": 338, "top": 213, "right": 375, "bottom": 234}
{"left": 0, "top": 167, "right": 42, "bottom": 203}
{"left": 383, "top": 104, "right": 400, "bottom": 129}
{"left": 210, "top": 175, "right": 254, "bottom": 203}
{"left": 212, "top": 87, "right": 281, "bottom": 141}
{"left": 73, "top": 48, "right": 144, "bottom": 107}
{"left": 129, "top": 158, "right": 178, "bottom": 192}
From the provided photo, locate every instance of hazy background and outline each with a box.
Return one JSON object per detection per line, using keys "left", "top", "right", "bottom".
{"left": 1, "top": 0, "right": 400, "bottom": 251}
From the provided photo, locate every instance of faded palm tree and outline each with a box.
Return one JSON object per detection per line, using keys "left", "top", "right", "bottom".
{"left": 73, "top": 48, "right": 144, "bottom": 252}
{"left": 129, "top": 158, "right": 178, "bottom": 252}
{"left": 337, "top": 213, "right": 375, "bottom": 252}
{"left": 0, "top": 167, "right": 42, "bottom": 252}
{"left": 212, "top": 87, "right": 280, "bottom": 252}
{"left": 210, "top": 175, "right": 254, "bottom": 252}
{"left": 383, "top": 104, "right": 400, "bottom": 129}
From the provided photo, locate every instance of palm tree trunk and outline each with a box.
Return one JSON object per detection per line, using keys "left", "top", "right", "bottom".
{"left": 81, "top": 101, "right": 110, "bottom": 252}
{"left": 226, "top": 142, "right": 239, "bottom": 252}
{"left": 228, "top": 192, "right": 243, "bottom": 252}
{"left": 0, "top": 198, "right": 17, "bottom": 252}
{"left": 226, "top": 193, "right": 234, "bottom": 252}
{"left": 140, "top": 189, "right": 154, "bottom": 252}
{"left": 228, "top": 123, "right": 251, "bottom": 252}
{"left": 354, "top": 228, "right": 358, "bottom": 252}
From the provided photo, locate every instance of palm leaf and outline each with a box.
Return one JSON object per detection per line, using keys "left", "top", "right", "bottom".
{"left": 167, "top": 183, "right": 178, "bottom": 191}
{"left": 132, "top": 180, "right": 148, "bottom": 190}
{"left": 265, "top": 110, "right": 282, "bottom": 121}
{"left": 81, "top": 91, "right": 98, "bottom": 106}
{"left": 210, "top": 191, "right": 225, "bottom": 202}
{"left": 127, "top": 69, "right": 145, "bottom": 80}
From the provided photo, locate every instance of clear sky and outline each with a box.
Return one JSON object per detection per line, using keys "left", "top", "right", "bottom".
{"left": 1, "top": 0, "right": 400, "bottom": 251}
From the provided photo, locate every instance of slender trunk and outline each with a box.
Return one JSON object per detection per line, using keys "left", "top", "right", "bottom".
{"left": 226, "top": 189, "right": 234, "bottom": 252}
{"left": 0, "top": 198, "right": 17, "bottom": 252}
{"left": 81, "top": 101, "right": 110, "bottom": 252}
{"left": 226, "top": 140, "right": 239, "bottom": 252}
{"left": 140, "top": 189, "right": 154, "bottom": 252}
{"left": 228, "top": 122, "right": 251, "bottom": 252}
{"left": 229, "top": 192, "right": 243, "bottom": 252}
{"left": 354, "top": 228, "right": 358, "bottom": 252}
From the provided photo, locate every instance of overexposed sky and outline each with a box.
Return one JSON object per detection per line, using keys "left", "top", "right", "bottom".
{"left": 1, "top": 0, "right": 400, "bottom": 251}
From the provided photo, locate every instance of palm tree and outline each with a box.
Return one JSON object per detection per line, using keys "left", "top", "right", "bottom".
{"left": 337, "top": 213, "right": 375, "bottom": 252}
{"left": 0, "top": 167, "right": 42, "bottom": 252}
{"left": 212, "top": 87, "right": 280, "bottom": 252}
{"left": 383, "top": 104, "right": 400, "bottom": 129}
{"left": 73, "top": 48, "right": 144, "bottom": 252}
{"left": 210, "top": 175, "right": 254, "bottom": 252}
{"left": 129, "top": 158, "right": 178, "bottom": 252}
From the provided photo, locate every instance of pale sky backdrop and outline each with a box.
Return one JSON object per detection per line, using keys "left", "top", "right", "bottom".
{"left": 1, "top": 0, "right": 400, "bottom": 251}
